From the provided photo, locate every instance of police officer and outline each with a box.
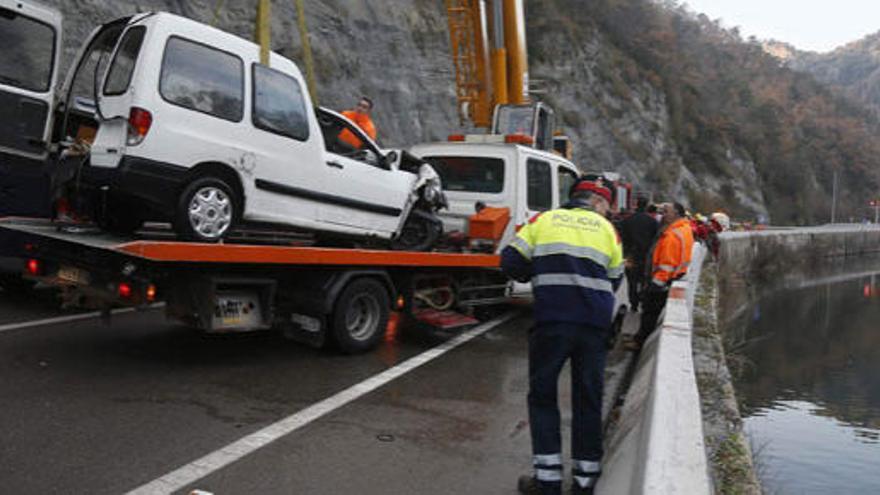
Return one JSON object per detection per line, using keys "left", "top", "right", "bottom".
{"left": 502, "top": 180, "right": 624, "bottom": 495}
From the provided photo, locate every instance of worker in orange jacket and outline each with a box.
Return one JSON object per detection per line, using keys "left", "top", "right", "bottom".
{"left": 339, "top": 96, "right": 377, "bottom": 149}
{"left": 625, "top": 202, "right": 694, "bottom": 350}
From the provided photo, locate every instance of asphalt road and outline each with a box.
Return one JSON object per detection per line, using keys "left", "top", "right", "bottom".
{"left": 0, "top": 287, "right": 635, "bottom": 495}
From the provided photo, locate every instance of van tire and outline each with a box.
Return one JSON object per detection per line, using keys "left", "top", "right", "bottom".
{"left": 174, "top": 176, "right": 238, "bottom": 242}
{"left": 329, "top": 278, "right": 389, "bottom": 354}
{"left": 390, "top": 209, "right": 443, "bottom": 252}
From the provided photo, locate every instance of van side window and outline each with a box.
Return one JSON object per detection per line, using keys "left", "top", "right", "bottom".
{"left": 103, "top": 26, "right": 146, "bottom": 96}
{"left": 252, "top": 64, "right": 309, "bottom": 141}
{"left": 557, "top": 166, "right": 578, "bottom": 205}
{"left": 159, "top": 37, "right": 243, "bottom": 122}
{"left": 527, "top": 158, "right": 552, "bottom": 211}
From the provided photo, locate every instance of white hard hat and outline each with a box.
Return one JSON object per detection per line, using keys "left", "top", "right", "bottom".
{"left": 711, "top": 212, "right": 730, "bottom": 230}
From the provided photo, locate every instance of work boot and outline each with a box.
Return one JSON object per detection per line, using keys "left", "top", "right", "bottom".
{"left": 517, "top": 475, "right": 542, "bottom": 495}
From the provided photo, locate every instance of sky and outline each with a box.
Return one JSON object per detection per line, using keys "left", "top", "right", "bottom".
{"left": 683, "top": 0, "right": 880, "bottom": 52}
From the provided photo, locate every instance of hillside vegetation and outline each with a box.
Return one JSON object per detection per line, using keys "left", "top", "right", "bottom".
{"left": 566, "top": 0, "right": 880, "bottom": 224}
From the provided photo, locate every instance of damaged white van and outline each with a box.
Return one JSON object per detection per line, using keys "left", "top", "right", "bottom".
{"left": 54, "top": 12, "right": 445, "bottom": 249}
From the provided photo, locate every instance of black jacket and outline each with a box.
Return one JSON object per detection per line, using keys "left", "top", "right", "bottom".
{"left": 618, "top": 210, "right": 658, "bottom": 267}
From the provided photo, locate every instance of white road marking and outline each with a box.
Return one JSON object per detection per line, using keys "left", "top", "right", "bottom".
{"left": 126, "top": 310, "right": 520, "bottom": 495}
{"left": 0, "top": 304, "right": 164, "bottom": 334}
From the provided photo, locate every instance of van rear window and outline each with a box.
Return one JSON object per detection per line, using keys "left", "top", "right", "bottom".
{"left": 423, "top": 156, "right": 504, "bottom": 193}
{"left": 0, "top": 9, "right": 55, "bottom": 92}
{"left": 159, "top": 37, "right": 243, "bottom": 122}
{"left": 104, "top": 27, "right": 146, "bottom": 96}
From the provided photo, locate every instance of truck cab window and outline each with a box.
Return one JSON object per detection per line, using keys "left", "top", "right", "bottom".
{"left": 424, "top": 156, "right": 505, "bottom": 193}
{"left": 527, "top": 158, "right": 552, "bottom": 211}
{"left": 558, "top": 166, "right": 578, "bottom": 204}
{"left": 0, "top": 8, "right": 55, "bottom": 92}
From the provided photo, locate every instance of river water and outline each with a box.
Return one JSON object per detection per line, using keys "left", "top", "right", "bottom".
{"left": 733, "top": 267, "right": 880, "bottom": 494}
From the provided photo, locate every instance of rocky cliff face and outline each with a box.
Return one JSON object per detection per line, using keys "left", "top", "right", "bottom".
{"left": 770, "top": 34, "right": 880, "bottom": 117}
{"left": 40, "top": 0, "right": 768, "bottom": 218}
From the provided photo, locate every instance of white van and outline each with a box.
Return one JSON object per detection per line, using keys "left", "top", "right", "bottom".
{"left": 53, "top": 12, "right": 445, "bottom": 248}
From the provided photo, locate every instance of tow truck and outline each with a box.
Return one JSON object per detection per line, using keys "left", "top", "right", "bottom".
{"left": 0, "top": 216, "right": 510, "bottom": 353}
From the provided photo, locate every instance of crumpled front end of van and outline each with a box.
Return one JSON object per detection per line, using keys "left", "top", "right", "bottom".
{"left": 412, "top": 163, "right": 448, "bottom": 212}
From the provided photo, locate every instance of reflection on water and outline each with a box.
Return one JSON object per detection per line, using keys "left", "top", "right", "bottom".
{"left": 734, "top": 269, "right": 880, "bottom": 493}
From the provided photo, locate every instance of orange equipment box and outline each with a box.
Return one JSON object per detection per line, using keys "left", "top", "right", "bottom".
{"left": 468, "top": 206, "right": 511, "bottom": 243}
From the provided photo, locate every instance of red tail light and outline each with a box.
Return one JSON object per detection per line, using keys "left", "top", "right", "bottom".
{"left": 117, "top": 282, "right": 133, "bottom": 299}
{"left": 146, "top": 284, "right": 157, "bottom": 302}
{"left": 447, "top": 134, "right": 465, "bottom": 142}
{"left": 127, "top": 107, "right": 153, "bottom": 145}
{"left": 26, "top": 259, "right": 41, "bottom": 276}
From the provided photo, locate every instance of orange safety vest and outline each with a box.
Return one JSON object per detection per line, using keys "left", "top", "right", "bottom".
{"left": 650, "top": 218, "right": 694, "bottom": 286}
{"left": 339, "top": 110, "right": 377, "bottom": 149}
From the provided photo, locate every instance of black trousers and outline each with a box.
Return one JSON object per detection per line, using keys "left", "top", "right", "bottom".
{"left": 634, "top": 287, "right": 668, "bottom": 344}
{"left": 625, "top": 264, "right": 645, "bottom": 311}
{"left": 528, "top": 322, "right": 607, "bottom": 494}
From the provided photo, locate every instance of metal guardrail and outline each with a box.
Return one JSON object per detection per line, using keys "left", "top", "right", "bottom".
{"left": 597, "top": 244, "right": 711, "bottom": 494}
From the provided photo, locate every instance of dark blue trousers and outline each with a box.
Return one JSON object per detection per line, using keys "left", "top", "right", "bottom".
{"left": 528, "top": 322, "right": 607, "bottom": 494}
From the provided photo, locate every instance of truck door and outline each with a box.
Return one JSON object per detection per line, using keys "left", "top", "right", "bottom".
{"left": 510, "top": 157, "right": 554, "bottom": 297}
{"left": 0, "top": 0, "right": 61, "bottom": 216}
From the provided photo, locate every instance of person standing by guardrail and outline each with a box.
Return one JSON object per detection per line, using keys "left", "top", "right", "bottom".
{"left": 625, "top": 202, "right": 694, "bottom": 351}
{"left": 501, "top": 180, "right": 624, "bottom": 495}
{"left": 618, "top": 196, "right": 658, "bottom": 312}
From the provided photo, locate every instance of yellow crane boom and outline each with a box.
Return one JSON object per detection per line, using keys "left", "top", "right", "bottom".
{"left": 445, "top": 0, "right": 529, "bottom": 128}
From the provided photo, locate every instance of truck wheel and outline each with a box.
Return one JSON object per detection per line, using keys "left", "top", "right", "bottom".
{"left": 175, "top": 177, "right": 238, "bottom": 242}
{"left": 330, "top": 278, "right": 390, "bottom": 354}
{"left": 391, "top": 210, "right": 442, "bottom": 252}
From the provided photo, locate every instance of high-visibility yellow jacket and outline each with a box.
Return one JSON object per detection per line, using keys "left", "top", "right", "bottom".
{"left": 649, "top": 218, "right": 694, "bottom": 286}
{"left": 501, "top": 205, "right": 624, "bottom": 328}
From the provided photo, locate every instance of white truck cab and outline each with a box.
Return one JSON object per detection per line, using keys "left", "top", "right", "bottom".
{"left": 410, "top": 140, "right": 630, "bottom": 337}
{"left": 409, "top": 141, "right": 580, "bottom": 249}
{"left": 51, "top": 12, "right": 445, "bottom": 248}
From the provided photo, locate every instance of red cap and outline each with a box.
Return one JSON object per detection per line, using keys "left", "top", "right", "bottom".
{"left": 573, "top": 181, "right": 612, "bottom": 204}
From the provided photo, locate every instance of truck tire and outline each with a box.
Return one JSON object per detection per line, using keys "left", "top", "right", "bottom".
{"left": 330, "top": 278, "right": 389, "bottom": 354}
{"left": 174, "top": 176, "right": 238, "bottom": 242}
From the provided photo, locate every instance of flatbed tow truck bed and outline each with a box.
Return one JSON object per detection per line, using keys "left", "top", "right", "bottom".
{"left": 0, "top": 217, "right": 507, "bottom": 353}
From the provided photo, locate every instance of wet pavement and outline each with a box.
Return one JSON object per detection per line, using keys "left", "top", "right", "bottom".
{"left": 733, "top": 268, "right": 880, "bottom": 493}
{"left": 0, "top": 287, "right": 638, "bottom": 494}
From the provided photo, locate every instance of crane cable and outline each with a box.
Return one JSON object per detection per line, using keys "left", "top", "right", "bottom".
{"left": 210, "top": 0, "right": 225, "bottom": 26}
{"left": 293, "top": 0, "right": 318, "bottom": 104}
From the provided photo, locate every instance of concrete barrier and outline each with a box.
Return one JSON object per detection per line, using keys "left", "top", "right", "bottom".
{"left": 597, "top": 245, "right": 710, "bottom": 494}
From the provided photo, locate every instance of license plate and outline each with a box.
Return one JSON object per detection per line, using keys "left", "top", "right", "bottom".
{"left": 57, "top": 266, "right": 90, "bottom": 285}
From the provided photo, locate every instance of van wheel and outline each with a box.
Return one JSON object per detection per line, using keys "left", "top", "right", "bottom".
{"left": 330, "top": 278, "right": 389, "bottom": 354}
{"left": 175, "top": 177, "right": 237, "bottom": 242}
{"left": 391, "top": 210, "right": 442, "bottom": 252}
